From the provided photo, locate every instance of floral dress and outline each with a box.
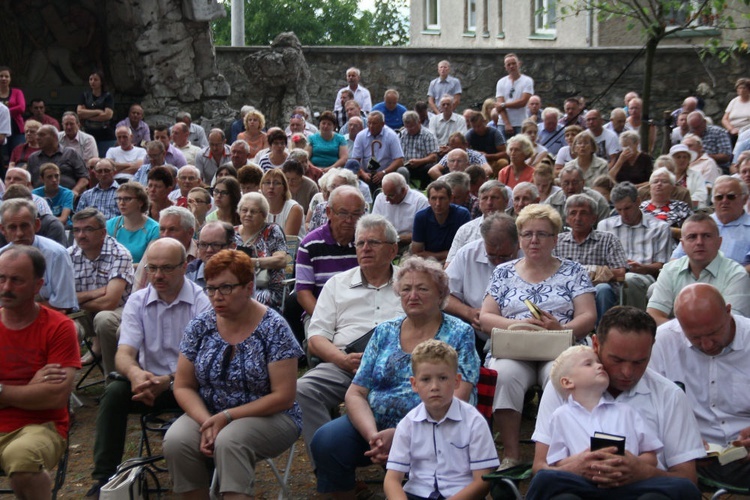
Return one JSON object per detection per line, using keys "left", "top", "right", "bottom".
{"left": 237, "top": 222, "right": 287, "bottom": 309}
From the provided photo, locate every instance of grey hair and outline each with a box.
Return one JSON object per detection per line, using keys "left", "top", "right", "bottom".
{"left": 653, "top": 155, "right": 676, "bottom": 172}
{"left": 368, "top": 111, "right": 385, "bottom": 123}
{"left": 231, "top": 139, "right": 250, "bottom": 153}
{"left": 565, "top": 194, "right": 598, "bottom": 216}
{"left": 394, "top": 256, "right": 450, "bottom": 309}
{"left": 559, "top": 164, "right": 584, "bottom": 180}
{"left": 382, "top": 171, "right": 407, "bottom": 190}
{"left": 159, "top": 206, "right": 196, "bottom": 230}
{"left": 329, "top": 184, "right": 365, "bottom": 209}
{"left": 443, "top": 171, "right": 470, "bottom": 191}
{"left": 6, "top": 167, "right": 31, "bottom": 183}
{"left": 650, "top": 166, "right": 676, "bottom": 185}
{"left": 714, "top": 175, "right": 749, "bottom": 196}
{"left": 480, "top": 212, "right": 518, "bottom": 245}
{"left": 61, "top": 111, "right": 81, "bottom": 124}
{"left": 355, "top": 214, "right": 399, "bottom": 244}
{"left": 681, "top": 133, "right": 702, "bottom": 147}
{"left": 610, "top": 181, "right": 639, "bottom": 204}
{"left": 513, "top": 181, "right": 539, "bottom": 200}
{"left": 329, "top": 168, "right": 359, "bottom": 187}
{"left": 238, "top": 192, "right": 270, "bottom": 218}
{"left": 72, "top": 208, "right": 107, "bottom": 228}
{"left": 402, "top": 110, "right": 419, "bottom": 125}
{"left": 176, "top": 111, "right": 192, "bottom": 121}
{"left": 619, "top": 130, "right": 640, "bottom": 147}
{"left": 542, "top": 107, "right": 561, "bottom": 120}
{"left": 0, "top": 198, "right": 37, "bottom": 222}
{"left": 240, "top": 105, "right": 255, "bottom": 117}
{"left": 289, "top": 148, "right": 310, "bottom": 162}
{"left": 479, "top": 180, "right": 509, "bottom": 201}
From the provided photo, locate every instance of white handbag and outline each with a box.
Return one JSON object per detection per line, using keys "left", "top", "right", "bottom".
{"left": 491, "top": 323, "right": 574, "bottom": 361}
{"left": 99, "top": 465, "right": 145, "bottom": 500}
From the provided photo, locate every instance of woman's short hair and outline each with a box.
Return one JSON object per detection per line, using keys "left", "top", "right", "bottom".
{"left": 237, "top": 164, "right": 264, "bottom": 186}
{"left": 394, "top": 256, "right": 451, "bottom": 309}
{"left": 328, "top": 168, "right": 359, "bottom": 188}
{"left": 653, "top": 155, "right": 676, "bottom": 173}
{"left": 318, "top": 111, "right": 337, "bottom": 127}
{"left": 521, "top": 118, "right": 538, "bottom": 134}
{"left": 735, "top": 78, "right": 749, "bottom": 90}
{"left": 266, "top": 129, "right": 287, "bottom": 146}
{"left": 650, "top": 166, "right": 676, "bottom": 185}
{"left": 147, "top": 166, "right": 175, "bottom": 189}
{"left": 281, "top": 159, "right": 305, "bottom": 178}
{"left": 288, "top": 148, "right": 309, "bottom": 162}
{"left": 261, "top": 169, "right": 291, "bottom": 200}
{"left": 573, "top": 131, "right": 596, "bottom": 150}
{"left": 592, "top": 175, "right": 615, "bottom": 192}
{"left": 238, "top": 191, "right": 270, "bottom": 218}
{"left": 508, "top": 134, "right": 535, "bottom": 158}
{"left": 564, "top": 125, "right": 583, "bottom": 136}
{"left": 117, "top": 182, "right": 149, "bottom": 213}
{"left": 24, "top": 119, "right": 42, "bottom": 131}
{"left": 516, "top": 203, "right": 562, "bottom": 234}
{"left": 244, "top": 109, "right": 266, "bottom": 130}
{"left": 619, "top": 130, "right": 640, "bottom": 148}
{"left": 205, "top": 249, "right": 255, "bottom": 284}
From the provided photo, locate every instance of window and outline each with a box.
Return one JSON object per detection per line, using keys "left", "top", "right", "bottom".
{"left": 533, "top": 0, "right": 556, "bottom": 35}
{"left": 425, "top": 0, "right": 440, "bottom": 30}
{"left": 667, "top": 1, "right": 718, "bottom": 29}
{"left": 466, "top": 0, "right": 477, "bottom": 32}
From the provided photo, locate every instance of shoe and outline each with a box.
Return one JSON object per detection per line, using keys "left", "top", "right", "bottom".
{"left": 497, "top": 457, "right": 522, "bottom": 471}
{"left": 85, "top": 479, "right": 107, "bottom": 498}
{"left": 81, "top": 351, "right": 100, "bottom": 366}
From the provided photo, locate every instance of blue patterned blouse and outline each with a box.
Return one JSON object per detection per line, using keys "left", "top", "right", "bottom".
{"left": 180, "top": 307, "right": 304, "bottom": 430}
{"left": 351, "top": 313, "right": 480, "bottom": 430}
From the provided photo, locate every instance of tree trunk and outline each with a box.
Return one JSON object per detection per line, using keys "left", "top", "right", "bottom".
{"left": 640, "top": 36, "right": 660, "bottom": 154}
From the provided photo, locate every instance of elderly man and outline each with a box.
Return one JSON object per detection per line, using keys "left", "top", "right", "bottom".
{"left": 429, "top": 136, "right": 491, "bottom": 179}
{"left": 688, "top": 110, "right": 733, "bottom": 173}
{"left": 597, "top": 182, "right": 673, "bottom": 311}
{"left": 228, "top": 139, "right": 253, "bottom": 170}
{"left": 399, "top": 110, "right": 439, "bottom": 187}
{"left": 682, "top": 134, "right": 721, "bottom": 186}
{"left": 466, "top": 111, "right": 507, "bottom": 171}
{"left": 371, "top": 172, "right": 429, "bottom": 248}
{"left": 195, "top": 128, "right": 231, "bottom": 184}
{"left": 171, "top": 121, "right": 202, "bottom": 165}
{"left": 333, "top": 67, "right": 372, "bottom": 114}
{"left": 670, "top": 96, "right": 699, "bottom": 128}
{"left": 427, "top": 60, "right": 462, "bottom": 114}
{"left": 287, "top": 112, "right": 314, "bottom": 139}
{"left": 106, "top": 126, "right": 146, "bottom": 181}
{"left": 168, "top": 165, "right": 203, "bottom": 208}
{"left": 133, "top": 141, "right": 176, "bottom": 186}
{"left": 510, "top": 181, "right": 540, "bottom": 217}
{"left": 671, "top": 175, "right": 750, "bottom": 269}
{"left": 297, "top": 215, "right": 402, "bottom": 462}
{"left": 528, "top": 306, "right": 704, "bottom": 498}
{"left": 585, "top": 109, "right": 621, "bottom": 169}
{"left": 558, "top": 97, "right": 587, "bottom": 129}
{"left": 68, "top": 208, "right": 133, "bottom": 375}
{"left": 527, "top": 95, "right": 542, "bottom": 122}
{"left": 429, "top": 95, "right": 468, "bottom": 151}
{"left": 444, "top": 171, "right": 478, "bottom": 217}
{"left": 26, "top": 125, "right": 89, "bottom": 194}
{"left": 605, "top": 108, "right": 633, "bottom": 137}
{"left": 651, "top": 284, "right": 750, "bottom": 489}
{"left": 537, "top": 107, "right": 565, "bottom": 157}
{"left": 295, "top": 185, "right": 365, "bottom": 318}
{"left": 58, "top": 111, "right": 98, "bottom": 164}
{"left": 175, "top": 111, "right": 208, "bottom": 148}
{"left": 545, "top": 165, "right": 611, "bottom": 223}
{"left": 7, "top": 167, "right": 54, "bottom": 218}
{"left": 186, "top": 221, "right": 237, "bottom": 289}
{"left": 372, "top": 89, "right": 407, "bottom": 131}
{"left": 0, "top": 246, "right": 80, "bottom": 499}
{"left": 647, "top": 214, "right": 750, "bottom": 325}
{"left": 351, "top": 111, "right": 405, "bottom": 188}
{"left": 29, "top": 98, "right": 60, "bottom": 129}
{"left": 411, "top": 180, "right": 471, "bottom": 262}
{"left": 3, "top": 184, "right": 66, "bottom": 247}
{"left": 556, "top": 194, "right": 628, "bottom": 321}
{"left": 446, "top": 213, "right": 519, "bottom": 349}
{"left": 344, "top": 115, "right": 364, "bottom": 153}
{"left": 153, "top": 125, "right": 186, "bottom": 169}
{"left": 0, "top": 199, "right": 77, "bottom": 312}
{"left": 495, "top": 53, "right": 534, "bottom": 137}
{"left": 76, "top": 159, "right": 120, "bottom": 220}
{"left": 86, "top": 238, "right": 211, "bottom": 498}
{"left": 115, "top": 104, "right": 150, "bottom": 147}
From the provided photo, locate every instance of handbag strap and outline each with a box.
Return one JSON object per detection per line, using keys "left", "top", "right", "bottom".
{"left": 508, "top": 323, "right": 545, "bottom": 331}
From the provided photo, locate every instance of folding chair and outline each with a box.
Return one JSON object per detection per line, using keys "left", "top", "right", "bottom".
{"left": 0, "top": 426, "right": 70, "bottom": 499}
{"left": 70, "top": 311, "right": 106, "bottom": 391}
{"left": 263, "top": 442, "right": 297, "bottom": 500}
{"left": 699, "top": 473, "right": 750, "bottom": 499}
{"left": 280, "top": 236, "right": 299, "bottom": 312}
{"left": 482, "top": 462, "right": 533, "bottom": 500}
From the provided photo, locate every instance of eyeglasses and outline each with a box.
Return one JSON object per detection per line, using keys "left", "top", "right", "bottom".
{"left": 239, "top": 208, "right": 263, "bottom": 216}
{"left": 115, "top": 196, "right": 135, "bottom": 203}
{"left": 519, "top": 231, "right": 555, "bottom": 240}
{"left": 713, "top": 193, "right": 739, "bottom": 201}
{"left": 213, "top": 189, "right": 230, "bottom": 197}
{"left": 332, "top": 210, "right": 364, "bottom": 221}
{"left": 72, "top": 226, "right": 104, "bottom": 235}
{"left": 144, "top": 261, "right": 184, "bottom": 274}
{"left": 197, "top": 242, "right": 228, "bottom": 251}
{"left": 205, "top": 283, "right": 245, "bottom": 297}
{"left": 355, "top": 239, "right": 392, "bottom": 249}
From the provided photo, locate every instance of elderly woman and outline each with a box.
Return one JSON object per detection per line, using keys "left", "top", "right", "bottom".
{"left": 107, "top": 182, "right": 160, "bottom": 264}
{"left": 77, "top": 70, "right": 116, "bottom": 156}
{"left": 498, "top": 134, "right": 536, "bottom": 188}
{"left": 311, "top": 256, "right": 480, "bottom": 496}
{"left": 206, "top": 177, "right": 241, "bottom": 226}
{"left": 282, "top": 158, "right": 319, "bottom": 214}
{"left": 307, "top": 168, "right": 361, "bottom": 232}
{"left": 235, "top": 192, "right": 288, "bottom": 309}
{"left": 521, "top": 118, "right": 549, "bottom": 166}
{"left": 532, "top": 162, "right": 561, "bottom": 203}
{"left": 666, "top": 146, "right": 708, "bottom": 209}
{"left": 306, "top": 110, "right": 348, "bottom": 170}
{"left": 164, "top": 250, "right": 303, "bottom": 499}
{"left": 237, "top": 109, "right": 269, "bottom": 159}
{"left": 721, "top": 77, "right": 750, "bottom": 140}
{"left": 480, "top": 204, "right": 596, "bottom": 470}
{"left": 609, "top": 130, "right": 653, "bottom": 186}
{"left": 566, "top": 132, "right": 608, "bottom": 187}
{"left": 256, "top": 129, "right": 288, "bottom": 172}
{"left": 261, "top": 168, "right": 305, "bottom": 239}
{"left": 640, "top": 166, "right": 692, "bottom": 239}
{"left": 237, "top": 164, "right": 264, "bottom": 194}
{"left": 146, "top": 166, "right": 175, "bottom": 221}
{"left": 9, "top": 119, "right": 41, "bottom": 168}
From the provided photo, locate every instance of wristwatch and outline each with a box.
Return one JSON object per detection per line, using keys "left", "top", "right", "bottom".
{"left": 168, "top": 374, "right": 175, "bottom": 391}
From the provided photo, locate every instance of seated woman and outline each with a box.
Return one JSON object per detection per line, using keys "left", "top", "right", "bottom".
{"left": 721, "top": 77, "right": 750, "bottom": 142}
{"left": 237, "top": 164, "right": 264, "bottom": 194}
{"left": 235, "top": 192, "right": 287, "bottom": 309}
{"left": 566, "top": 131, "right": 609, "bottom": 188}
{"left": 667, "top": 146, "right": 708, "bottom": 209}
{"left": 521, "top": 118, "right": 549, "bottom": 166}
{"left": 237, "top": 109, "right": 269, "bottom": 160}
{"left": 146, "top": 166, "right": 175, "bottom": 221}
{"left": 164, "top": 250, "right": 303, "bottom": 498}
{"left": 261, "top": 168, "right": 305, "bottom": 239}
{"left": 282, "top": 159, "right": 319, "bottom": 215}
{"left": 206, "top": 177, "right": 241, "bottom": 226}
{"left": 640, "top": 166, "right": 692, "bottom": 240}
{"left": 9, "top": 119, "right": 41, "bottom": 168}
{"left": 498, "top": 134, "right": 536, "bottom": 189}
{"left": 609, "top": 130, "right": 653, "bottom": 187}
{"left": 306, "top": 110, "right": 348, "bottom": 170}
{"left": 311, "top": 256, "right": 480, "bottom": 497}
{"left": 480, "top": 204, "right": 596, "bottom": 470}
{"left": 210, "top": 164, "right": 238, "bottom": 188}
{"left": 532, "top": 162, "right": 561, "bottom": 204}
{"left": 107, "top": 182, "right": 159, "bottom": 265}
{"left": 256, "top": 128, "right": 289, "bottom": 172}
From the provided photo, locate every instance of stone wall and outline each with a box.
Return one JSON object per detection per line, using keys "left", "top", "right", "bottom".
{"left": 217, "top": 45, "right": 749, "bottom": 128}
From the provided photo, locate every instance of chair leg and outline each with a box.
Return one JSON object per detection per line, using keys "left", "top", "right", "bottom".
{"left": 264, "top": 442, "right": 295, "bottom": 500}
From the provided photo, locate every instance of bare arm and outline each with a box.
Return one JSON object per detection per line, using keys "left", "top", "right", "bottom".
{"left": 410, "top": 241, "right": 448, "bottom": 262}
{"left": 78, "top": 278, "right": 127, "bottom": 312}
{"left": 56, "top": 207, "right": 72, "bottom": 227}
{"left": 451, "top": 469, "right": 492, "bottom": 500}
{"left": 383, "top": 470, "right": 407, "bottom": 499}
{"left": 330, "top": 145, "right": 348, "bottom": 169}
{"left": 0, "top": 367, "right": 75, "bottom": 410}
{"left": 445, "top": 294, "right": 481, "bottom": 331}
{"left": 173, "top": 354, "right": 212, "bottom": 426}
{"left": 297, "top": 289, "right": 317, "bottom": 317}
{"left": 646, "top": 307, "right": 670, "bottom": 326}
{"left": 256, "top": 250, "right": 287, "bottom": 270}
{"left": 308, "top": 335, "right": 362, "bottom": 374}
{"left": 283, "top": 204, "right": 304, "bottom": 239}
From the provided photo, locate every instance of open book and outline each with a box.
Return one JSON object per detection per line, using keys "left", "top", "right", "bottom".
{"left": 591, "top": 432, "right": 625, "bottom": 455}
{"left": 705, "top": 442, "right": 748, "bottom": 465}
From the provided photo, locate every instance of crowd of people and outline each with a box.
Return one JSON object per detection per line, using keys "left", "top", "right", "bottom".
{"left": 0, "top": 58, "right": 749, "bottom": 500}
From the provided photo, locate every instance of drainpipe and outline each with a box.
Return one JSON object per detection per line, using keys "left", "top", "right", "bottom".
{"left": 231, "top": 0, "right": 245, "bottom": 47}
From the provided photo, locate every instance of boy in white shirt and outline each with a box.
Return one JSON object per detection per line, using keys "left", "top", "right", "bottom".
{"left": 384, "top": 339, "right": 499, "bottom": 500}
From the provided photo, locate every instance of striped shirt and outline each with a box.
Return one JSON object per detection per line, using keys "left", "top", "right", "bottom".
{"left": 76, "top": 181, "right": 120, "bottom": 220}
{"left": 294, "top": 222, "right": 357, "bottom": 298}
{"left": 597, "top": 213, "right": 673, "bottom": 265}
{"left": 399, "top": 126, "right": 438, "bottom": 163}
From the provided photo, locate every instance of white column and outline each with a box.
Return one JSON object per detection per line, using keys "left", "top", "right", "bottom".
{"left": 231, "top": 0, "right": 245, "bottom": 47}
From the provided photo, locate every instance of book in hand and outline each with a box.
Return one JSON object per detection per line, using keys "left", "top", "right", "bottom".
{"left": 524, "top": 299, "right": 544, "bottom": 320}
{"left": 705, "top": 442, "right": 748, "bottom": 465}
{"left": 591, "top": 432, "right": 625, "bottom": 455}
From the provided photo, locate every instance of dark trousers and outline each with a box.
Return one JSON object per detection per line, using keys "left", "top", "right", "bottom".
{"left": 92, "top": 379, "right": 178, "bottom": 481}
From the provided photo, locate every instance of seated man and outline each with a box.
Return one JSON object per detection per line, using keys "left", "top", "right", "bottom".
{"left": 372, "top": 89, "right": 407, "bottom": 130}
{"left": 76, "top": 159, "right": 120, "bottom": 220}
{"left": 105, "top": 126, "right": 146, "bottom": 182}
{"left": 555, "top": 194, "right": 628, "bottom": 322}
{"left": 429, "top": 95, "right": 467, "bottom": 151}
{"left": 6, "top": 167, "right": 54, "bottom": 219}
{"left": 2, "top": 184, "right": 66, "bottom": 247}
{"left": 647, "top": 214, "right": 750, "bottom": 325}
{"left": 296, "top": 215, "right": 403, "bottom": 464}
{"left": 168, "top": 165, "right": 202, "bottom": 208}
{"left": 411, "top": 180, "right": 471, "bottom": 262}
{"left": 58, "top": 111, "right": 98, "bottom": 166}
{"left": 465, "top": 111, "right": 507, "bottom": 173}
{"left": 509, "top": 181, "right": 540, "bottom": 217}
{"left": 186, "top": 221, "right": 237, "bottom": 289}
{"left": 446, "top": 213, "right": 519, "bottom": 350}
{"left": 153, "top": 125, "right": 187, "bottom": 170}
{"left": 371, "top": 172, "right": 429, "bottom": 249}
{"left": 68, "top": 208, "right": 134, "bottom": 374}
{"left": 399, "top": 111, "right": 438, "bottom": 187}
{"left": 444, "top": 171, "right": 478, "bottom": 218}
{"left": 351, "top": 111, "right": 405, "bottom": 189}
{"left": 531, "top": 307, "right": 704, "bottom": 498}
{"left": 133, "top": 140, "right": 177, "bottom": 186}
{"left": 115, "top": 103, "right": 150, "bottom": 147}
{"left": 27, "top": 125, "right": 88, "bottom": 193}
{"left": 170, "top": 122, "right": 202, "bottom": 166}
{"left": 545, "top": 165, "right": 611, "bottom": 225}
{"left": 86, "top": 238, "right": 211, "bottom": 497}
{"left": 651, "top": 284, "right": 750, "bottom": 489}
{"left": 0, "top": 246, "right": 80, "bottom": 499}
{"left": 31, "top": 163, "right": 74, "bottom": 228}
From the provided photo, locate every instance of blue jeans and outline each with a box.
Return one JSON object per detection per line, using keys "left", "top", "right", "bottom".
{"left": 310, "top": 414, "right": 374, "bottom": 493}
{"left": 595, "top": 283, "right": 618, "bottom": 325}
{"left": 526, "top": 469, "right": 701, "bottom": 500}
